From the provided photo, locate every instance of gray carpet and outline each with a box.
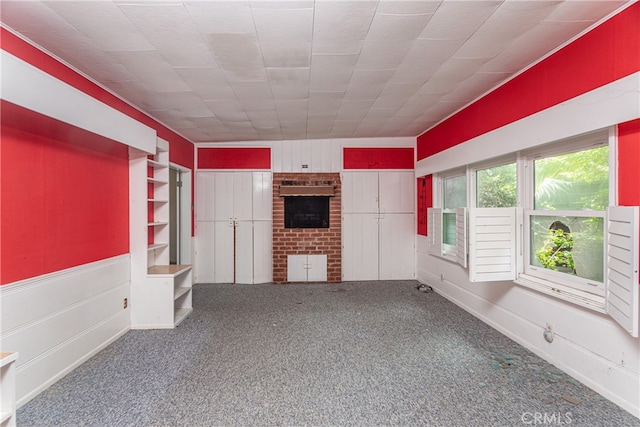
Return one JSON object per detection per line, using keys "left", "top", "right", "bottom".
{"left": 17, "top": 281, "right": 640, "bottom": 426}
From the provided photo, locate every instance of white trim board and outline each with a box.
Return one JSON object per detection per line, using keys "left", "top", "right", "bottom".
{"left": 416, "top": 72, "right": 640, "bottom": 176}
{"left": 0, "top": 50, "right": 156, "bottom": 154}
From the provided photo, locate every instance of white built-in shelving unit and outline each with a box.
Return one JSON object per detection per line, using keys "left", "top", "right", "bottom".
{"left": 0, "top": 352, "right": 18, "bottom": 427}
{"left": 131, "top": 138, "right": 192, "bottom": 329}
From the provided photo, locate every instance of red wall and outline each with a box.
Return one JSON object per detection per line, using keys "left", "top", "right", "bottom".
{"left": 1, "top": 101, "right": 130, "bottom": 285}
{"left": 1, "top": 28, "right": 199, "bottom": 284}
{"left": 198, "top": 147, "right": 271, "bottom": 169}
{"left": 417, "top": 3, "right": 640, "bottom": 160}
{"left": 343, "top": 147, "right": 414, "bottom": 169}
{"left": 416, "top": 175, "right": 433, "bottom": 236}
{"left": 618, "top": 119, "right": 640, "bottom": 207}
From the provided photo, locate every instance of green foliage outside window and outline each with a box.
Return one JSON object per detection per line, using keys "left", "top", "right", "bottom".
{"left": 536, "top": 228, "right": 576, "bottom": 273}
{"left": 477, "top": 163, "right": 516, "bottom": 208}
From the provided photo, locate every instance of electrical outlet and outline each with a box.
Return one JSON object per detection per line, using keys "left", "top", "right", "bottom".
{"left": 123, "top": 298, "right": 128, "bottom": 309}
{"left": 543, "top": 324, "right": 554, "bottom": 343}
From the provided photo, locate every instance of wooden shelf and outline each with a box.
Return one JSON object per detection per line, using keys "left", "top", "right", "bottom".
{"left": 1, "top": 352, "right": 17, "bottom": 427}
{"left": 148, "top": 243, "right": 169, "bottom": 251}
{"left": 174, "top": 286, "right": 191, "bottom": 300}
{"left": 147, "top": 159, "right": 167, "bottom": 168}
{"left": 148, "top": 222, "right": 168, "bottom": 227}
{"left": 147, "top": 177, "right": 168, "bottom": 184}
{"left": 174, "top": 308, "right": 193, "bottom": 326}
{"left": 148, "top": 264, "right": 191, "bottom": 277}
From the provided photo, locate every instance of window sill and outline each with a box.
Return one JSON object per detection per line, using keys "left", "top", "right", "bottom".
{"left": 514, "top": 274, "right": 605, "bottom": 313}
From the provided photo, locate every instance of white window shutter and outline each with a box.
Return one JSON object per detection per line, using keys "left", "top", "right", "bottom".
{"left": 606, "top": 206, "right": 639, "bottom": 337}
{"left": 468, "top": 207, "right": 518, "bottom": 282}
{"left": 427, "top": 208, "right": 442, "bottom": 256}
{"left": 456, "top": 207, "right": 468, "bottom": 268}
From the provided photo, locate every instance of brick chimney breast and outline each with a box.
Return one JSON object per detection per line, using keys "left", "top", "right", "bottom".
{"left": 272, "top": 173, "right": 341, "bottom": 283}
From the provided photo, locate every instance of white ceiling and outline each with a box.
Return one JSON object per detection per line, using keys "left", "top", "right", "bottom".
{"left": 0, "top": 0, "right": 629, "bottom": 143}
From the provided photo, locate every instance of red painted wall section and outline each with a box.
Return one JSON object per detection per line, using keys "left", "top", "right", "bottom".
{"left": 617, "top": 118, "right": 640, "bottom": 277}
{"left": 618, "top": 119, "right": 640, "bottom": 207}
{"left": 416, "top": 175, "right": 433, "bottom": 236}
{"left": 0, "top": 101, "right": 129, "bottom": 285}
{"left": 198, "top": 147, "right": 271, "bottom": 169}
{"left": 417, "top": 3, "right": 640, "bottom": 160}
{"left": 2, "top": 28, "right": 197, "bottom": 238}
{"left": 343, "top": 147, "right": 414, "bottom": 169}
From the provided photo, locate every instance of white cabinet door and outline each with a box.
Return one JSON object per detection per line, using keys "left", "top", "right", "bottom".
{"left": 342, "top": 172, "right": 379, "bottom": 213}
{"left": 287, "top": 254, "right": 327, "bottom": 282}
{"left": 379, "top": 172, "right": 414, "bottom": 214}
{"left": 307, "top": 255, "right": 328, "bottom": 282}
{"left": 234, "top": 172, "right": 253, "bottom": 221}
{"left": 235, "top": 220, "right": 254, "bottom": 284}
{"left": 213, "top": 172, "right": 234, "bottom": 221}
{"left": 253, "top": 220, "right": 273, "bottom": 284}
{"left": 194, "top": 221, "right": 215, "bottom": 283}
{"left": 342, "top": 213, "right": 379, "bottom": 281}
{"left": 196, "top": 172, "right": 216, "bottom": 221}
{"left": 379, "top": 213, "right": 415, "bottom": 280}
{"left": 213, "top": 221, "right": 234, "bottom": 283}
{"left": 287, "top": 255, "right": 308, "bottom": 282}
{"left": 253, "top": 172, "right": 272, "bottom": 221}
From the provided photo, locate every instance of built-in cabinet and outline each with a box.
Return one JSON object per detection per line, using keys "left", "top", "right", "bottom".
{"left": 287, "top": 255, "right": 327, "bottom": 282}
{"left": 195, "top": 172, "right": 272, "bottom": 284}
{"left": 342, "top": 171, "right": 415, "bottom": 281}
{"left": 130, "top": 138, "right": 192, "bottom": 329}
{"left": 0, "top": 353, "right": 17, "bottom": 427}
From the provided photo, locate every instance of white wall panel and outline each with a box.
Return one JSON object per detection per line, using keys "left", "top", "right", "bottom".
{"left": 0, "top": 255, "right": 130, "bottom": 407}
{"left": 342, "top": 213, "right": 379, "bottom": 281}
{"left": 342, "top": 172, "right": 379, "bottom": 213}
{"left": 194, "top": 221, "right": 216, "bottom": 283}
{"left": 379, "top": 213, "right": 415, "bottom": 280}
{"left": 379, "top": 171, "right": 414, "bottom": 214}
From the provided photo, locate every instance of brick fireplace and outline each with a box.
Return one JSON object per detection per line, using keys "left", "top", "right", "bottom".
{"left": 272, "top": 173, "right": 341, "bottom": 283}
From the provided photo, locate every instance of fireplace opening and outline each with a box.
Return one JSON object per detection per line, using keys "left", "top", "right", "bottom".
{"left": 284, "top": 196, "right": 329, "bottom": 228}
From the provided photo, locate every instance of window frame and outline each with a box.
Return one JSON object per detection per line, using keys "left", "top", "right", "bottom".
{"left": 469, "top": 155, "right": 518, "bottom": 209}
{"left": 438, "top": 169, "right": 467, "bottom": 261}
{"left": 519, "top": 132, "right": 612, "bottom": 298}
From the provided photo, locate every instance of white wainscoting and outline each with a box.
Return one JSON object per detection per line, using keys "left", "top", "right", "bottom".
{"left": 416, "top": 235, "right": 640, "bottom": 418}
{"left": 0, "top": 255, "right": 131, "bottom": 407}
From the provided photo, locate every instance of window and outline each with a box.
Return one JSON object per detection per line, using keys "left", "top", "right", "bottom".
{"left": 429, "top": 128, "right": 639, "bottom": 336}
{"left": 442, "top": 174, "right": 466, "bottom": 253}
{"left": 524, "top": 144, "right": 609, "bottom": 295}
{"left": 476, "top": 162, "right": 516, "bottom": 208}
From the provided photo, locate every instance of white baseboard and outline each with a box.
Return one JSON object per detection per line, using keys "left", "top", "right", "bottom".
{"left": 0, "top": 255, "right": 131, "bottom": 407}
